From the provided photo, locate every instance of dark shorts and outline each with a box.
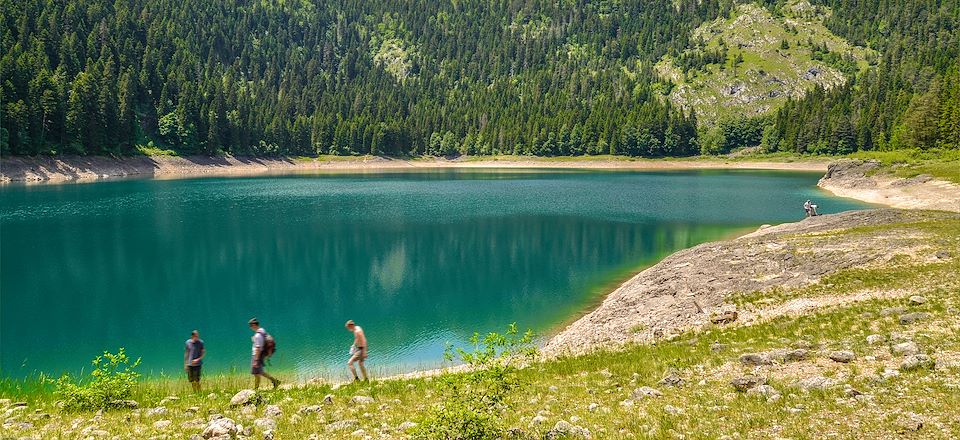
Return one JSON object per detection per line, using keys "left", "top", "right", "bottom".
{"left": 187, "top": 365, "right": 202, "bottom": 382}
{"left": 251, "top": 356, "right": 265, "bottom": 375}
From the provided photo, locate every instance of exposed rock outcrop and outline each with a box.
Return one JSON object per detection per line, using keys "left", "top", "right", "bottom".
{"left": 819, "top": 160, "right": 960, "bottom": 212}
{"left": 545, "top": 209, "right": 959, "bottom": 356}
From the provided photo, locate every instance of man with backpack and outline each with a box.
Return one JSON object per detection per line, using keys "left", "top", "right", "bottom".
{"left": 248, "top": 318, "right": 280, "bottom": 389}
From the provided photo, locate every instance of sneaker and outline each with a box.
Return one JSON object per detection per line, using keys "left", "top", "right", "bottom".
{"left": 271, "top": 378, "right": 280, "bottom": 389}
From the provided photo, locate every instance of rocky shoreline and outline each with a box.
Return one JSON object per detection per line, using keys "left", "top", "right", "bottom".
{"left": 0, "top": 154, "right": 828, "bottom": 183}
{"left": 818, "top": 159, "right": 960, "bottom": 212}
{"left": 542, "top": 159, "right": 958, "bottom": 355}
{"left": 544, "top": 209, "right": 959, "bottom": 356}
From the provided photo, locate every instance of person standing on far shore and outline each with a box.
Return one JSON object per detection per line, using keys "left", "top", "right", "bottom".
{"left": 249, "top": 318, "right": 280, "bottom": 389}
{"left": 184, "top": 330, "right": 206, "bottom": 392}
{"left": 345, "top": 320, "right": 369, "bottom": 382}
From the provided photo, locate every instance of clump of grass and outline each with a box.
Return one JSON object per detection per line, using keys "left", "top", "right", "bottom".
{"left": 135, "top": 143, "right": 179, "bottom": 157}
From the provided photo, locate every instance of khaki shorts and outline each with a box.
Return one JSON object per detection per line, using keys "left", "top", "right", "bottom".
{"left": 349, "top": 346, "right": 368, "bottom": 363}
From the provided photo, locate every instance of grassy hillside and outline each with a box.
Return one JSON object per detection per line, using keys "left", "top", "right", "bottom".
{"left": 2, "top": 211, "right": 958, "bottom": 439}
{"left": 656, "top": 1, "right": 874, "bottom": 125}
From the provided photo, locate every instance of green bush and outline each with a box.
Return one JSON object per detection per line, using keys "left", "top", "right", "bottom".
{"left": 53, "top": 348, "right": 141, "bottom": 411}
{"left": 410, "top": 401, "right": 505, "bottom": 440}
{"left": 411, "top": 323, "right": 536, "bottom": 439}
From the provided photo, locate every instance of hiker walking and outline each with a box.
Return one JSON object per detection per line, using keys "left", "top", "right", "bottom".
{"left": 184, "top": 330, "right": 206, "bottom": 392}
{"left": 248, "top": 318, "right": 280, "bottom": 389}
{"left": 345, "top": 320, "right": 369, "bottom": 382}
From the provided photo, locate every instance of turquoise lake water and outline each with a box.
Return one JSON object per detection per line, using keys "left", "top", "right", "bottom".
{"left": 0, "top": 169, "right": 871, "bottom": 380}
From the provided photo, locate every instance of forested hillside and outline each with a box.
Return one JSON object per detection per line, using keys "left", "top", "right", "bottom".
{"left": 1, "top": 0, "right": 958, "bottom": 157}
{"left": 764, "top": 0, "right": 960, "bottom": 155}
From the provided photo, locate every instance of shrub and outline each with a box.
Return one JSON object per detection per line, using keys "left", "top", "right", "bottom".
{"left": 410, "top": 401, "right": 505, "bottom": 440}
{"left": 411, "top": 323, "right": 536, "bottom": 440}
{"left": 53, "top": 348, "right": 141, "bottom": 411}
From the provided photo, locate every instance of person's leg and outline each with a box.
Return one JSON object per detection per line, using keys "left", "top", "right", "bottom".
{"left": 254, "top": 374, "right": 262, "bottom": 389}
{"left": 347, "top": 351, "right": 361, "bottom": 380}
{"left": 261, "top": 371, "right": 280, "bottom": 388}
{"left": 347, "top": 359, "right": 359, "bottom": 380}
{"left": 358, "top": 360, "right": 369, "bottom": 381}
{"left": 187, "top": 367, "right": 197, "bottom": 392}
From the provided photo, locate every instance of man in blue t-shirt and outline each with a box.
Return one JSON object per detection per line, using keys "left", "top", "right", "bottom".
{"left": 184, "top": 330, "right": 206, "bottom": 392}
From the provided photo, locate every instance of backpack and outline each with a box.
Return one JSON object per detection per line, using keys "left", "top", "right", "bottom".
{"left": 260, "top": 329, "right": 277, "bottom": 359}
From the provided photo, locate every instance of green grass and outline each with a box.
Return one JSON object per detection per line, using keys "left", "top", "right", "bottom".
{"left": 845, "top": 148, "right": 960, "bottom": 183}
{"left": 134, "top": 144, "right": 180, "bottom": 157}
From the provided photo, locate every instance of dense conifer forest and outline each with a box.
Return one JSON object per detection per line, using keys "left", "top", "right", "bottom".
{"left": 764, "top": 0, "right": 960, "bottom": 154}
{"left": 1, "top": 0, "right": 958, "bottom": 157}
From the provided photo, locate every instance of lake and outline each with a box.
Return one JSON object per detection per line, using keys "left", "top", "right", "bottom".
{"left": 0, "top": 169, "right": 871, "bottom": 380}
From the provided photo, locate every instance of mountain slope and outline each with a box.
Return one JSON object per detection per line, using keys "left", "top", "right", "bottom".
{"left": 656, "top": 1, "right": 874, "bottom": 125}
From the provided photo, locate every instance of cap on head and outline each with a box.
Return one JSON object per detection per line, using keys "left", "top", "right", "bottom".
{"left": 345, "top": 320, "right": 355, "bottom": 328}
{"left": 191, "top": 330, "right": 199, "bottom": 336}
{"left": 248, "top": 318, "right": 260, "bottom": 327}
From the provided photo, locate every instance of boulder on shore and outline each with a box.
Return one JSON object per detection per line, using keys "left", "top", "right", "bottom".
{"left": 229, "top": 389, "right": 258, "bottom": 407}
{"left": 202, "top": 417, "right": 238, "bottom": 438}
{"left": 829, "top": 350, "right": 855, "bottom": 363}
{"left": 730, "top": 375, "right": 765, "bottom": 392}
{"left": 546, "top": 420, "right": 591, "bottom": 439}
{"left": 631, "top": 386, "right": 663, "bottom": 399}
{"left": 900, "top": 354, "right": 934, "bottom": 371}
{"left": 899, "top": 312, "right": 929, "bottom": 325}
{"left": 739, "top": 352, "right": 774, "bottom": 366}
{"left": 891, "top": 341, "right": 920, "bottom": 356}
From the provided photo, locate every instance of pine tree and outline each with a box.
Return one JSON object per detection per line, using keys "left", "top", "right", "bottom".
{"left": 97, "top": 56, "right": 118, "bottom": 154}
{"left": 66, "top": 71, "right": 95, "bottom": 154}
{"left": 117, "top": 69, "right": 137, "bottom": 153}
